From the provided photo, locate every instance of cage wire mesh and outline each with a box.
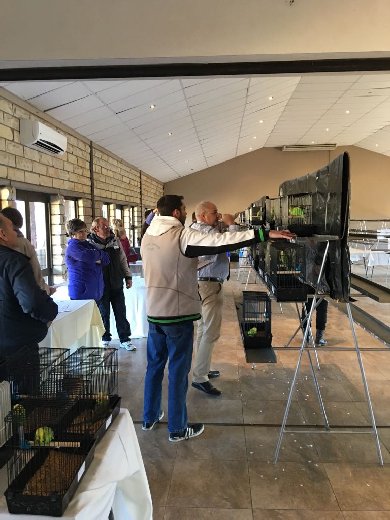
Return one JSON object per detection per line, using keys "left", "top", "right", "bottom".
{"left": 3, "top": 347, "right": 119, "bottom": 515}
{"left": 241, "top": 291, "right": 272, "bottom": 347}
{"left": 288, "top": 194, "right": 313, "bottom": 226}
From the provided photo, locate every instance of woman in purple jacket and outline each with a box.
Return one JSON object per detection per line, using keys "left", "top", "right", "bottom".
{"left": 65, "top": 219, "right": 110, "bottom": 301}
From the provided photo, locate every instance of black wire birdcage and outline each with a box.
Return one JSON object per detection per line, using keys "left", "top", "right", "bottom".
{"left": 240, "top": 291, "right": 272, "bottom": 349}
{"left": 3, "top": 347, "right": 120, "bottom": 516}
{"left": 287, "top": 194, "right": 317, "bottom": 236}
{"left": 5, "top": 439, "right": 95, "bottom": 516}
{"left": 41, "top": 347, "right": 118, "bottom": 399}
{"left": 254, "top": 243, "right": 266, "bottom": 277}
{"left": 0, "top": 347, "right": 71, "bottom": 401}
{"left": 264, "top": 241, "right": 308, "bottom": 302}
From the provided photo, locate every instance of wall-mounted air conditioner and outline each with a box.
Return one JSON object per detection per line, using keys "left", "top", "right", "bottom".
{"left": 282, "top": 144, "right": 337, "bottom": 152}
{"left": 20, "top": 119, "right": 67, "bottom": 156}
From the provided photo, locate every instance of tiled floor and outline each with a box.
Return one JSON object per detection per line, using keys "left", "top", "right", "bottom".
{"left": 117, "top": 269, "right": 390, "bottom": 519}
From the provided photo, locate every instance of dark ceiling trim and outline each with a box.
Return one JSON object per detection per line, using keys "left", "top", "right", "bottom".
{"left": 2, "top": 58, "right": 390, "bottom": 81}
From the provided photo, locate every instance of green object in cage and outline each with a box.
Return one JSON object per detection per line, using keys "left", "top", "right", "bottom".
{"left": 247, "top": 327, "right": 257, "bottom": 337}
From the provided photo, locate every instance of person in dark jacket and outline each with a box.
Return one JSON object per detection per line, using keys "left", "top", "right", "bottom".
{"left": 65, "top": 218, "right": 110, "bottom": 301}
{"left": 0, "top": 214, "right": 58, "bottom": 393}
{"left": 88, "top": 217, "right": 135, "bottom": 351}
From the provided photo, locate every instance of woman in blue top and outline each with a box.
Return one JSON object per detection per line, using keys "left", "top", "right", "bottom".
{"left": 65, "top": 218, "right": 110, "bottom": 301}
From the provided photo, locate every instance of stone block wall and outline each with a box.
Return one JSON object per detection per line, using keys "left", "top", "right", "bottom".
{"left": 0, "top": 93, "right": 164, "bottom": 280}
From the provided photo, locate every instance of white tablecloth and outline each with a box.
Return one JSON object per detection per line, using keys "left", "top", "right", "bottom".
{"left": 367, "top": 250, "right": 390, "bottom": 267}
{"left": 110, "top": 277, "right": 149, "bottom": 339}
{"left": 349, "top": 246, "right": 390, "bottom": 266}
{"left": 0, "top": 409, "right": 152, "bottom": 520}
{"left": 40, "top": 299, "right": 105, "bottom": 349}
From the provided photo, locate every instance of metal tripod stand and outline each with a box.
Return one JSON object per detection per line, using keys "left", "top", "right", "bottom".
{"left": 274, "top": 240, "right": 383, "bottom": 466}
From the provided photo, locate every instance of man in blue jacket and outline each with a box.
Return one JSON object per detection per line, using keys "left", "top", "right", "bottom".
{"left": 0, "top": 213, "right": 58, "bottom": 392}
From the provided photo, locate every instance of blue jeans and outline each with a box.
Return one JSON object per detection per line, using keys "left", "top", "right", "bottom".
{"left": 143, "top": 321, "right": 194, "bottom": 433}
{"left": 97, "top": 287, "right": 131, "bottom": 342}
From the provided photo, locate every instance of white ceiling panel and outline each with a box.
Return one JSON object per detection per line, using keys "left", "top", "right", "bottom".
{"left": 4, "top": 81, "right": 74, "bottom": 101}
{"left": 94, "top": 79, "right": 169, "bottom": 104}
{"left": 46, "top": 95, "right": 103, "bottom": 120}
{"left": 64, "top": 106, "right": 115, "bottom": 129}
{"left": 4, "top": 72, "right": 390, "bottom": 182}
{"left": 22, "top": 83, "right": 92, "bottom": 112}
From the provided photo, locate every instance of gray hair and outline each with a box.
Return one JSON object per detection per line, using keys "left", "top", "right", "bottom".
{"left": 194, "top": 201, "right": 214, "bottom": 218}
{"left": 91, "top": 217, "right": 107, "bottom": 230}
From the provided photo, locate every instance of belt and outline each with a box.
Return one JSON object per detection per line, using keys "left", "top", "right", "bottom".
{"left": 198, "top": 277, "right": 224, "bottom": 283}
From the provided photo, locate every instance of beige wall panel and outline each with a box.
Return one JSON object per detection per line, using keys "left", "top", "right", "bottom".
{"left": 165, "top": 146, "right": 390, "bottom": 221}
{"left": 1, "top": 1, "right": 390, "bottom": 63}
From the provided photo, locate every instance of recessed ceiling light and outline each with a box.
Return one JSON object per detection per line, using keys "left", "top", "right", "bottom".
{"left": 249, "top": 147, "right": 253, "bottom": 151}
{"left": 268, "top": 96, "right": 273, "bottom": 100}
{"left": 178, "top": 149, "right": 182, "bottom": 152}
{"left": 311, "top": 141, "right": 315, "bottom": 144}
{"left": 259, "top": 120, "right": 264, "bottom": 124}
{"left": 149, "top": 104, "right": 156, "bottom": 110}
{"left": 345, "top": 110, "right": 350, "bottom": 114}
{"left": 375, "top": 143, "right": 379, "bottom": 147}
{"left": 325, "top": 128, "right": 329, "bottom": 132}
{"left": 168, "top": 132, "right": 172, "bottom": 136}
{"left": 253, "top": 136, "right": 257, "bottom": 139}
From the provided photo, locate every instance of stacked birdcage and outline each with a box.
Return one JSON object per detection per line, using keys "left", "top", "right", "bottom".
{"left": 253, "top": 242, "right": 266, "bottom": 278}
{"left": 39, "top": 347, "right": 120, "bottom": 439}
{"left": 4, "top": 347, "right": 120, "bottom": 516}
{"left": 287, "top": 194, "right": 317, "bottom": 236}
{"left": 240, "top": 291, "right": 272, "bottom": 349}
{"left": 264, "top": 241, "right": 308, "bottom": 302}
{"left": 0, "top": 346, "right": 71, "bottom": 402}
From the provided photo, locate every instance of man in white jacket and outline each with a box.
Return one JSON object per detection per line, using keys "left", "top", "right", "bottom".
{"left": 141, "top": 195, "right": 294, "bottom": 442}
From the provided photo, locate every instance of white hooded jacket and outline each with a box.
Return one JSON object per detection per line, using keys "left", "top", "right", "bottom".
{"left": 141, "top": 216, "right": 263, "bottom": 324}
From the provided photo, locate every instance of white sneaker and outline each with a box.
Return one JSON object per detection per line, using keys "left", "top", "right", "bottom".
{"left": 102, "top": 341, "right": 110, "bottom": 347}
{"left": 120, "top": 341, "right": 136, "bottom": 351}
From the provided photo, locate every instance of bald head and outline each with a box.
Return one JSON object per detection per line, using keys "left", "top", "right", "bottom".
{"left": 194, "top": 201, "right": 220, "bottom": 227}
{"left": 91, "top": 216, "right": 111, "bottom": 239}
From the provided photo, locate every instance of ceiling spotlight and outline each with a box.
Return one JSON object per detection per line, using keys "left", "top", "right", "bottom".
{"left": 311, "top": 141, "right": 315, "bottom": 144}
{"left": 345, "top": 110, "right": 350, "bottom": 114}
{"left": 168, "top": 132, "right": 172, "bottom": 136}
{"left": 325, "top": 128, "right": 329, "bottom": 132}
{"left": 178, "top": 149, "right": 182, "bottom": 152}
{"left": 375, "top": 143, "right": 379, "bottom": 147}
{"left": 268, "top": 96, "right": 273, "bottom": 100}
{"left": 149, "top": 104, "right": 156, "bottom": 110}
{"left": 259, "top": 120, "right": 264, "bottom": 124}
{"left": 249, "top": 147, "right": 253, "bottom": 151}
{"left": 253, "top": 136, "right": 257, "bottom": 139}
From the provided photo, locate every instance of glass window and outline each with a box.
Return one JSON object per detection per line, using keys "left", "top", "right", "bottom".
{"left": 102, "top": 204, "right": 109, "bottom": 220}
{"left": 64, "top": 199, "right": 77, "bottom": 222}
{"left": 115, "top": 206, "right": 123, "bottom": 221}
{"left": 29, "top": 201, "right": 48, "bottom": 270}
{"left": 15, "top": 200, "right": 27, "bottom": 237}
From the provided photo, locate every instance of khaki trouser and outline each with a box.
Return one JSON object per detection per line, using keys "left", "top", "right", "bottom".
{"left": 192, "top": 281, "right": 223, "bottom": 383}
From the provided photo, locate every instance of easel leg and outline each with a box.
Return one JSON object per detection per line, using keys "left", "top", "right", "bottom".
{"left": 274, "top": 340, "right": 306, "bottom": 463}
{"left": 346, "top": 302, "right": 383, "bottom": 466}
{"left": 306, "top": 348, "right": 329, "bottom": 429}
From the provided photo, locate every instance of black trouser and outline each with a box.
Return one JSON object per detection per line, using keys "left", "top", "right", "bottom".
{"left": 97, "top": 287, "right": 131, "bottom": 343}
{"left": 304, "top": 298, "right": 328, "bottom": 331}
